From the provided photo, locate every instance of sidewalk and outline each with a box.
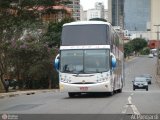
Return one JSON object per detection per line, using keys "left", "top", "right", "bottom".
{"left": 0, "top": 89, "right": 59, "bottom": 99}
{"left": 155, "top": 75, "right": 160, "bottom": 88}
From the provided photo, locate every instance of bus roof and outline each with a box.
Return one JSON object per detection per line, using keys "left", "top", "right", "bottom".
{"left": 63, "top": 21, "right": 111, "bottom": 26}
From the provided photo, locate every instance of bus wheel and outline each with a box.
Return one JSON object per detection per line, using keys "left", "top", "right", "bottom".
{"left": 108, "top": 91, "right": 114, "bottom": 96}
{"left": 117, "top": 88, "right": 122, "bottom": 93}
{"left": 68, "top": 92, "right": 76, "bottom": 98}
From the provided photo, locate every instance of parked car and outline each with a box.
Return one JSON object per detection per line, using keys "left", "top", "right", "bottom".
{"left": 148, "top": 54, "right": 154, "bottom": 58}
{"left": 133, "top": 77, "right": 148, "bottom": 91}
{"left": 139, "top": 74, "right": 152, "bottom": 84}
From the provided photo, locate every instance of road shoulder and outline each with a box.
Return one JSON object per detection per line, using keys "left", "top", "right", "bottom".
{"left": 0, "top": 89, "right": 59, "bottom": 99}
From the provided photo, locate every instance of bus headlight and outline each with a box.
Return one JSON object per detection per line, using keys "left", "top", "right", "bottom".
{"left": 60, "top": 77, "right": 65, "bottom": 82}
{"left": 63, "top": 79, "right": 69, "bottom": 83}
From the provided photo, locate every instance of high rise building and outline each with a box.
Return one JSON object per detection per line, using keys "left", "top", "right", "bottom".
{"left": 80, "top": 5, "right": 87, "bottom": 21}
{"left": 108, "top": 0, "right": 124, "bottom": 28}
{"left": 86, "top": 2, "right": 105, "bottom": 20}
{"left": 124, "top": 0, "right": 150, "bottom": 31}
{"left": 150, "top": 0, "right": 160, "bottom": 40}
{"left": 66, "top": 0, "right": 80, "bottom": 21}
{"left": 95, "top": 2, "right": 104, "bottom": 17}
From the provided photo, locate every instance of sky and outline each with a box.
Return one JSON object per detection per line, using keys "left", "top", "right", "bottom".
{"left": 80, "top": 0, "right": 108, "bottom": 10}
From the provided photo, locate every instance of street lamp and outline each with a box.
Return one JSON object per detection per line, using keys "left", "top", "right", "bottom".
{"left": 154, "top": 24, "right": 160, "bottom": 75}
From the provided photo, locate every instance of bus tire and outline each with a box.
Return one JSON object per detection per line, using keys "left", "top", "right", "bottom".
{"left": 109, "top": 91, "right": 114, "bottom": 96}
{"left": 117, "top": 88, "right": 122, "bottom": 93}
{"left": 68, "top": 92, "right": 76, "bottom": 98}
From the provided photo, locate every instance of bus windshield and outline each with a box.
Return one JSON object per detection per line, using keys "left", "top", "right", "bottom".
{"left": 60, "top": 49, "right": 110, "bottom": 74}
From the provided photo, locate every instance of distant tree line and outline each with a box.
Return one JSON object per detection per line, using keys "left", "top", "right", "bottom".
{"left": 124, "top": 38, "right": 149, "bottom": 58}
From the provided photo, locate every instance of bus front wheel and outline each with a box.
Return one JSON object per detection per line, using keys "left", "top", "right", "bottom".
{"left": 108, "top": 90, "right": 114, "bottom": 96}
{"left": 68, "top": 92, "right": 76, "bottom": 98}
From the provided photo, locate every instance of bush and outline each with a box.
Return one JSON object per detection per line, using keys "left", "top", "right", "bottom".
{"left": 140, "top": 47, "right": 150, "bottom": 55}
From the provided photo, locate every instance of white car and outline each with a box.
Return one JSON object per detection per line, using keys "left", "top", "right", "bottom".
{"left": 148, "top": 54, "right": 154, "bottom": 58}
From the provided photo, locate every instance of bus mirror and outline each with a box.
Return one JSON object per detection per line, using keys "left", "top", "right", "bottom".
{"left": 54, "top": 54, "right": 60, "bottom": 72}
{"left": 111, "top": 53, "right": 116, "bottom": 68}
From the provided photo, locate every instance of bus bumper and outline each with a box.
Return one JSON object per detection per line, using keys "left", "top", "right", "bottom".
{"left": 59, "top": 82, "right": 112, "bottom": 93}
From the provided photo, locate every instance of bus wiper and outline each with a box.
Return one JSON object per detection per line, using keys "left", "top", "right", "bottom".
{"left": 73, "top": 70, "right": 83, "bottom": 76}
{"left": 96, "top": 69, "right": 103, "bottom": 74}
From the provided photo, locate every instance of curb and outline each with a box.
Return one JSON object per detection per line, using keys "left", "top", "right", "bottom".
{"left": 155, "top": 75, "right": 160, "bottom": 88}
{"left": 0, "top": 89, "right": 59, "bottom": 99}
{"left": 125, "top": 56, "right": 136, "bottom": 62}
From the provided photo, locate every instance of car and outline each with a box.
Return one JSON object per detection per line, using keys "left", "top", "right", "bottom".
{"left": 139, "top": 74, "right": 152, "bottom": 84}
{"left": 153, "top": 53, "right": 157, "bottom": 56}
{"left": 148, "top": 54, "right": 154, "bottom": 58}
{"left": 133, "top": 77, "right": 148, "bottom": 91}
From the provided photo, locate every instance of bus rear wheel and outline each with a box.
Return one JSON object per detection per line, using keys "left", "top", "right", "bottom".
{"left": 117, "top": 88, "right": 122, "bottom": 93}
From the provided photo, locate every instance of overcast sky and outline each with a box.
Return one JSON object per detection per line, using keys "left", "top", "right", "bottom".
{"left": 80, "top": 0, "right": 108, "bottom": 10}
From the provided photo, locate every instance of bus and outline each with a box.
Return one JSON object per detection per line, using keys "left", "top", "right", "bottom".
{"left": 55, "top": 21, "right": 124, "bottom": 97}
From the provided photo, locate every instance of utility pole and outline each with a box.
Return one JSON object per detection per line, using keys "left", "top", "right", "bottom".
{"left": 154, "top": 25, "right": 160, "bottom": 75}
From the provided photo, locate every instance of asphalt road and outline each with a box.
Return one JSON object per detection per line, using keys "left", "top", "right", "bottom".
{"left": 0, "top": 56, "right": 160, "bottom": 119}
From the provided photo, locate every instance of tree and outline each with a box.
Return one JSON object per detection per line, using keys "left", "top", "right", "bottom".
{"left": 124, "top": 42, "right": 134, "bottom": 58}
{"left": 42, "top": 18, "right": 75, "bottom": 88}
{"left": 0, "top": 0, "right": 73, "bottom": 90}
{"left": 131, "top": 38, "right": 147, "bottom": 54}
{"left": 43, "top": 18, "right": 75, "bottom": 47}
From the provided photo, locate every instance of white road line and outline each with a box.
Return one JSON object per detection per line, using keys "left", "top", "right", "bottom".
{"left": 128, "top": 96, "right": 140, "bottom": 115}
{"left": 122, "top": 95, "right": 140, "bottom": 114}
{"left": 128, "top": 96, "right": 132, "bottom": 105}
{"left": 121, "top": 105, "right": 129, "bottom": 114}
{"left": 131, "top": 105, "right": 140, "bottom": 115}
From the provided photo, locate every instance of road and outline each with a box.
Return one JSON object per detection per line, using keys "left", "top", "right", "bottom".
{"left": 0, "top": 56, "right": 160, "bottom": 119}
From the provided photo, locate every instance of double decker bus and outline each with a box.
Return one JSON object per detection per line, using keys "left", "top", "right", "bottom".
{"left": 55, "top": 21, "right": 124, "bottom": 97}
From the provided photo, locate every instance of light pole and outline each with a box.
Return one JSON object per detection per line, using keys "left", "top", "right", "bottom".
{"left": 154, "top": 25, "right": 160, "bottom": 75}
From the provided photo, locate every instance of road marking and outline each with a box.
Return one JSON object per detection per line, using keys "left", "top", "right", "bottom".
{"left": 128, "top": 96, "right": 132, "bottom": 105}
{"left": 131, "top": 105, "right": 140, "bottom": 115}
{"left": 122, "top": 95, "right": 140, "bottom": 114}
{"left": 128, "top": 96, "right": 140, "bottom": 114}
{"left": 121, "top": 105, "right": 128, "bottom": 114}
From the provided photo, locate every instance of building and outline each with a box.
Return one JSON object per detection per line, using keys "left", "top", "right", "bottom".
{"left": 28, "top": 6, "right": 72, "bottom": 23}
{"left": 150, "top": 0, "right": 160, "bottom": 40}
{"left": 66, "top": 0, "right": 80, "bottom": 21}
{"left": 108, "top": 0, "right": 112, "bottom": 24}
{"left": 124, "top": 0, "right": 150, "bottom": 31}
{"left": 108, "top": 0, "right": 124, "bottom": 28}
{"left": 86, "top": 2, "right": 106, "bottom": 20}
{"left": 104, "top": 9, "right": 108, "bottom": 21}
{"left": 148, "top": 40, "right": 160, "bottom": 49}
{"left": 95, "top": 2, "right": 104, "bottom": 18}
{"left": 80, "top": 9, "right": 87, "bottom": 21}
{"left": 87, "top": 9, "right": 102, "bottom": 20}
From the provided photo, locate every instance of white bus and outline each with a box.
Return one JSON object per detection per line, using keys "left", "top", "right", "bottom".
{"left": 55, "top": 21, "right": 124, "bottom": 97}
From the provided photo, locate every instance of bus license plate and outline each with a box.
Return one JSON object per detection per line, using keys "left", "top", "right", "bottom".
{"left": 80, "top": 87, "right": 88, "bottom": 91}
